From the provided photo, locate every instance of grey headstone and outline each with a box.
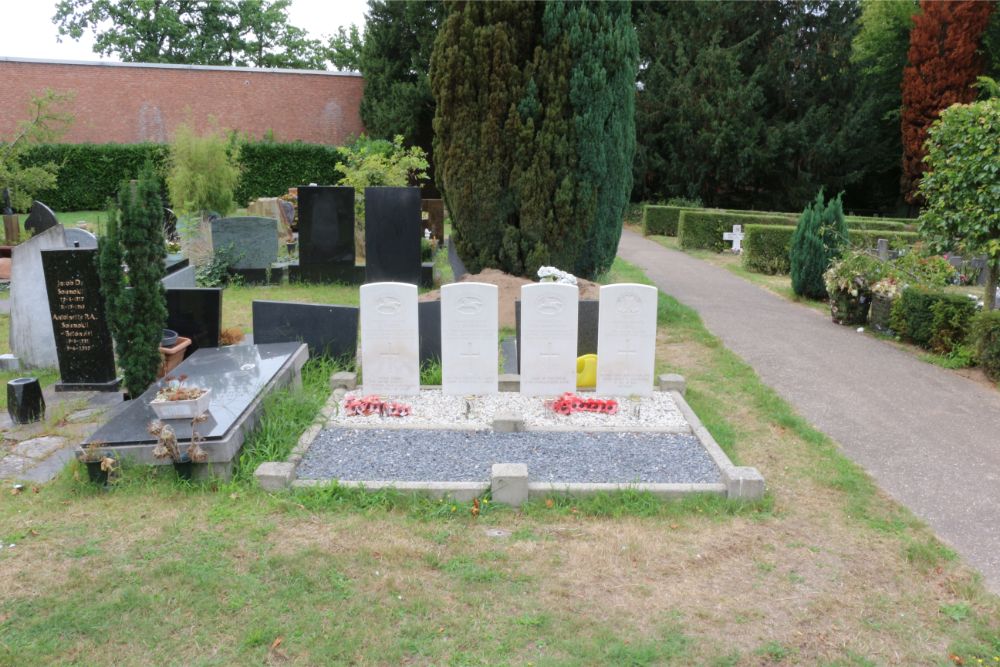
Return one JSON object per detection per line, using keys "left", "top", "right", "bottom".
{"left": 64, "top": 227, "right": 98, "bottom": 249}
{"left": 161, "top": 265, "right": 196, "bottom": 289}
{"left": 210, "top": 217, "right": 278, "bottom": 269}
{"left": 9, "top": 224, "right": 69, "bottom": 368}
{"left": 23, "top": 201, "right": 59, "bottom": 236}
{"left": 876, "top": 238, "right": 889, "bottom": 260}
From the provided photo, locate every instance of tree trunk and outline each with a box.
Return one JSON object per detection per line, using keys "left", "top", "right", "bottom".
{"left": 985, "top": 259, "right": 999, "bottom": 311}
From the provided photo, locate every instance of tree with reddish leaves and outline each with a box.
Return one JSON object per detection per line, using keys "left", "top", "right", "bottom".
{"left": 901, "top": 0, "right": 994, "bottom": 205}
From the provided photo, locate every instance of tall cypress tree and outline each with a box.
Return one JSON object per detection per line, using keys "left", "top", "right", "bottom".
{"left": 100, "top": 163, "right": 168, "bottom": 397}
{"left": 791, "top": 190, "right": 849, "bottom": 299}
{"left": 430, "top": 1, "right": 637, "bottom": 278}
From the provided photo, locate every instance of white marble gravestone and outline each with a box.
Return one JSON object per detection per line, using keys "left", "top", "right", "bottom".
{"left": 10, "top": 224, "right": 69, "bottom": 368}
{"left": 596, "top": 283, "right": 658, "bottom": 396}
{"left": 360, "top": 282, "right": 420, "bottom": 395}
{"left": 519, "top": 283, "right": 579, "bottom": 396}
{"left": 723, "top": 224, "right": 744, "bottom": 253}
{"left": 441, "top": 282, "right": 498, "bottom": 395}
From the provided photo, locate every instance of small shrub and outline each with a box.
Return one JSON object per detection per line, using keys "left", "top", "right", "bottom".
{"left": 971, "top": 309, "right": 1000, "bottom": 380}
{"left": 742, "top": 225, "right": 794, "bottom": 274}
{"left": 791, "top": 190, "right": 849, "bottom": 299}
{"left": 893, "top": 250, "right": 958, "bottom": 288}
{"left": 167, "top": 121, "right": 240, "bottom": 217}
{"left": 891, "top": 287, "right": 978, "bottom": 352}
{"left": 195, "top": 244, "right": 245, "bottom": 287}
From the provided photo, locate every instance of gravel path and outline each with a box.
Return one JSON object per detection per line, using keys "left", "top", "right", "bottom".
{"left": 297, "top": 428, "right": 720, "bottom": 484}
{"left": 329, "top": 390, "right": 690, "bottom": 432}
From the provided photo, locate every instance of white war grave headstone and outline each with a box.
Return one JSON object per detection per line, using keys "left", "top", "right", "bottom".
{"left": 596, "top": 283, "right": 658, "bottom": 396}
{"left": 441, "top": 282, "right": 498, "bottom": 395}
{"left": 519, "top": 282, "right": 579, "bottom": 396}
{"left": 10, "top": 224, "right": 70, "bottom": 368}
{"left": 723, "top": 224, "right": 744, "bottom": 253}
{"left": 360, "top": 282, "right": 420, "bottom": 395}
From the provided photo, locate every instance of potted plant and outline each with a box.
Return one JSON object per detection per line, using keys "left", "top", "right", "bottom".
{"left": 78, "top": 441, "right": 117, "bottom": 486}
{"left": 150, "top": 374, "right": 211, "bottom": 420}
{"left": 869, "top": 275, "right": 902, "bottom": 334}
{"left": 824, "top": 251, "right": 886, "bottom": 326}
{"left": 149, "top": 418, "right": 208, "bottom": 480}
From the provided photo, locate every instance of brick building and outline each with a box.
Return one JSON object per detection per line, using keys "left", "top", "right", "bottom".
{"left": 0, "top": 57, "right": 364, "bottom": 145}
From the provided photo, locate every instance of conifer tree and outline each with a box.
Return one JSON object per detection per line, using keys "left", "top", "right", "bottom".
{"left": 100, "top": 163, "right": 168, "bottom": 397}
{"left": 901, "top": 0, "right": 994, "bottom": 204}
{"left": 430, "top": 1, "right": 637, "bottom": 278}
{"left": 791, "top": 191, "right": 849, "bottom": 299}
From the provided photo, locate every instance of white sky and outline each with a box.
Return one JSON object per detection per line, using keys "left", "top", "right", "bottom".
{"left": 0, "top": 0, "right": 369, "bottom": 64}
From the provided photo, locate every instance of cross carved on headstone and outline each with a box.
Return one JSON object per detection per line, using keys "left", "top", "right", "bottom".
{"left": 723, "top": 224, "right": 744, "bottom": 253}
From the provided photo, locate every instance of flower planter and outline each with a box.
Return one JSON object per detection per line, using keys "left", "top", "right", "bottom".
{"left": 869, "top": 294, "right": 894, "bottom": 334}
{"left": 173, "top": 455, "right": 194, "bottom": 481}
{"left": 150, "top": 388, "right": 211, "bottom": 420}
{"left": 158, "top": 336, "right": 192, "bottom": 378}
{"left": 830, "top": 289, "right": 871, "bottom": 326}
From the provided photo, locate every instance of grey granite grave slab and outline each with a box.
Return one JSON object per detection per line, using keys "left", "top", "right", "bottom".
{"left": 9, "top": 224, "right": 69, "bottom": 368}
{"left": 252, "top": 300, "right": 358, "bottom": 361}
{"left": 83, "top": 342, "right": 308, "bottom": 477}
{"left": 365, "top": 187, "right": 422, "bottom": 285}
{"left": 210, "top": 216, "right": 278, "bottom": 270}
{"left": 64, "top": 228, "right": 98, "bottom": 249}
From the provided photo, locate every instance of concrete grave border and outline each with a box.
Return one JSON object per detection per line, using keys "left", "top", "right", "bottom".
{"left": 256, "top": 372, "right": 765, "bottom": 504}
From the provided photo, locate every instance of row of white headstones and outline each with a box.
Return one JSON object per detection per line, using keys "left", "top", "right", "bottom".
{"left": 360, "top": 281, "right": 659, "bottom": 397}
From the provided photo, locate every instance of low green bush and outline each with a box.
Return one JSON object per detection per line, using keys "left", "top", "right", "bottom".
{"left": 890, "top": 287, "right": 978, "bottom": 353}
{"left": 971, "top": 310, "right": 1000, "bottom": 380}
{"left": 642, "top": 205, "right": 687, "bottom": 236}
{"left": 742, "top": 224, "right": 793, "bottom": 274}
{"left": 235, "top": 141, "right": 344, "bottom": 204}
{"left": 679, "top": 210, "right": 797, "bottom": 251}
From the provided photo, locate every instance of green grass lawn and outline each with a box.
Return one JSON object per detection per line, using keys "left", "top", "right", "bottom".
{"left": 1, "top": 257, "right": 998, "bottom": 665}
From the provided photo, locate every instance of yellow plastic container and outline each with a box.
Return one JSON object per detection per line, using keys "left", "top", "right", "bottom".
{"left": 576, "top": 354, "right": 598, "bottom": 389}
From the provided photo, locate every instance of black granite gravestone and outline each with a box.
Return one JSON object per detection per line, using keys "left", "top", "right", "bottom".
{"left": 365, "top": 187, "right": 422, "bottom": 285}
{"left": 514, "top": 299, "right": 598, "bottom": 372}
{"left": 24, "top": 201, "right": 58, "bottom": 236}
{"left": 41, "top": 249, "right": 120, "bottom": 391}
{"left": 294, "top": 186, "right": 361, "bottom": 282}
{"left": 418, "top": 299, "right": 441, "bottom": 366}
{"left": 166, "top": 288, "right": 222, "bottom": 356}
{"left": 252, "top": 300, "right": 359, "bottom": 361}
{"left": 163, "top": 208, "right": 179, "bottom": 241}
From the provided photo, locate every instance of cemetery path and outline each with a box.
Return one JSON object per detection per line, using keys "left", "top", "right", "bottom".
{"left": 618, "top": 229, "right": 1000, "bottom": 592}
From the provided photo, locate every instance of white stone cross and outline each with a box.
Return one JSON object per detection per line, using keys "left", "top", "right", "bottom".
{"left": 722, "top": 224, "right": 744, "bottom": 253}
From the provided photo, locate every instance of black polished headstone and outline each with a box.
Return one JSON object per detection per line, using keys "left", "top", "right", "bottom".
{"left": 41, "top": 249, "right": 120, "bottom": 391}
{"left": 418, "top": 299, "right": 441, "bottom": 365}
{"left": 252, "top": 300, "right": 358, "bottom": 361}
{"left": 166, "top": 288, "right": 222, "bottom": 357}
{"left": 365, "top": 187, "right": 422, "bottom": 285}
{"left": 295, "top": 186, "right": 356, "bottom": 283}
{"left": 7, "top": 377, "right": 45, "bottom": 424}
{"left": 24, "top": 200, "right": 58, "bottom": 236}
{"left": 515, "top": 299, "right": 599, "bottom": 372}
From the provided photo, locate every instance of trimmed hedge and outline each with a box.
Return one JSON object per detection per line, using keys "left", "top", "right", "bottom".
{"left": 678, "top": 210, "right": 797, "bottom": 251}
{"left": 742, "top": 224, "right": 794, "bottom": 274}
{"left": 740, "top": 225, "right": 920, "bottom": 275}
{"left": 642, "top": 205, "right": 692, "bottom": 236}
{"left": 19, "top": 140, "right": 345, "bottom": 212}
{"left": 234, "top": 142, "right": 344, "bottom": 204}
{"left": 890, "top": 287, "right": 978, "bottom": 353}
{"left": 972, "top": 310, "right": 1000, "bottom": 380}
{"left": 25, "top": 143, "right": 169, "bottom": 211}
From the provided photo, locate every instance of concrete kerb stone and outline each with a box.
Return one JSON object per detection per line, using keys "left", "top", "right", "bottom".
{"left": 492, "top": 412, "right": 525, "bottom": 433}
{"left": 330, "top": 371, "right": 357, "bottom": 391}
{"left": 498, "top": 374, "right": 520, "bottom": 392}
{"left": 491, "top": 463, "right": 528, "bottom": 506}
{"left": 669, "top": 389, "right": 766, "bottom": 500}
{"left": 291, "top": 478, "right": 488, "bottom": 502}
{"left": 658, "top": 373, "right": 686, "bottom": 395}
{"left": 528, "top": 481, "right": 727, "bottom": 499}
{"left": 255, "top": 461, "right": 296, "bottom": 491}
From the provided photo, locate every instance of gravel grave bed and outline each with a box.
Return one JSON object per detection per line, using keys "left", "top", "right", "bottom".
{"left": 297, "top": 428, "right": 721, "bottom": 484}
{"left": 328, "top": 390, "right": 690, "bottom": 432}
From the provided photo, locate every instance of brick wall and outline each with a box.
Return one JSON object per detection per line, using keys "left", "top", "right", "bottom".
{"left": 0, "top": 58, "right": 364, "bottom": 145}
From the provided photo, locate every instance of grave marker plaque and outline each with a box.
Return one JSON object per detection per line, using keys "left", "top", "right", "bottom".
{"left": 360, "top": 282, "right": 419, "bottom": 395}
{"left": 41, "top": 249, "right": 119, "bottom": 391}
{"left": 441, "top": 283, "right": 498, "bottom": 395}
{"left": 519, "top": 283, "right": 579, "bottom": 396}
{"left": 365, "top": 187, "right": 422, "bottom": 285}
{"left": 596, "top": 283, "right": 658, "bottom": 396}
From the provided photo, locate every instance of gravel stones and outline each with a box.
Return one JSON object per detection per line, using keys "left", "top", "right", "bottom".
{"left": 328, "top": 390, "right": 689, "bottom": 433}
{"left": 297, "top": 428, "right": 720, "bottom": 484}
